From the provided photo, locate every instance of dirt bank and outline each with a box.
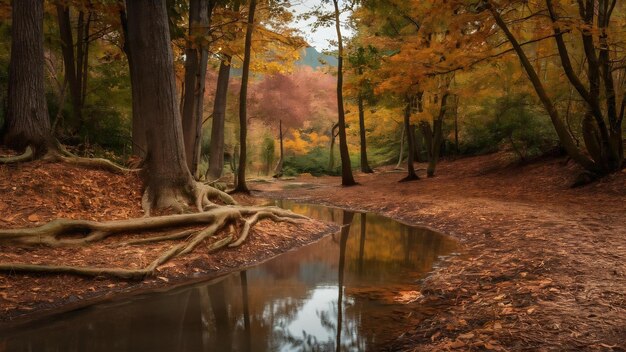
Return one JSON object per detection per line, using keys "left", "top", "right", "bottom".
{"left": 254, "top": 152, "right": 626, "bottom": 351}
{"left": 0, "top": 160, "right": 337, "bottom": 326}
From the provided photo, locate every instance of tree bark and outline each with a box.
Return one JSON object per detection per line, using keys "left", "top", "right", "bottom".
{"left": 395, "top": 123, "right": 405, "bottom": 169}
{"left": 427, "top": 93, "right": 448, "bottom": 178}
{"left": 126, "top": 0, "right": 195, "bottom": 210}
{"left": 401, "top": 103, "right": 419, "bottom": 181}
{"left": 233, "top": 0, "right": 257, "bottom": 193}
{"left": 329, "top": 122, "right": 339, "bottom": 171}
{"left": 207, "top": 57, "right": 231, "bottom": 180}
{"left": 333, "top": 0, "right": 356, "bottom": 186}
{"left": 3, "top": 0, "right": 53, "bottom": 156}
{"left": 358, "top": 93, "right": 373, "bottom": 173}
{"left": 182, "top": 0, "right": 212, "bottom": 177}
{"left": 120, "top": 7, "right": 147, "bottom": 158}
{"left": 55, "top": 5, "right": 82, "bottom": 130}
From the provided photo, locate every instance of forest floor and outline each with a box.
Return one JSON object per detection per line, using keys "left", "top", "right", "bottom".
{"left": 0, "top": 154, "right": 337, "bottom": 326}
{"left": 253, "top": 152, "right": 626, "bottom": 351}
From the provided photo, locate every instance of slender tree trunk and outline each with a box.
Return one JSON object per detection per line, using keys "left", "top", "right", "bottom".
{"left": 411, "top": 124, "right": 420, "bottom": 162}
{"left": 182, "top": 0, "right": 212, "bottom": 177}
{"left": 427, "top": 94, "right": 448, "bottom": 178}
{"left": 207, "top": 57, "right": 231, "bottom": 180}
{"left": 453, "top": 95, "right": 459, "bottom": 154}
{"left": 3, "top": 0, "right": 53, "bottom": 156}
{"left": 80, "top": 12, "right": 91, "bottom": 107}
{"left": 233, "top": 0, "right": 257, "bottom": 193}
{"left": 126, "top": 0, "right": 195, "bottom": 209}
{"left": 488, "top": 3, "right": 598, "bottom": 173}
{"left": 395, "top": 123, "right": 405, "bottom": 169}
{"left": 329, "top": 123, "right": 339, "bottom": 171}
{"left": 333, "top": 0, "right": 356, "bottom": 186}
{"left": 56, "top": 5, "right": 91, "bottom": 135}
{"left": 120, "top": 8, "right": 147, "bottom": 158}
{"left": 401, "top": 103, "right": 419, "bottom": 181}
{"left": 273, "top": 119, "right": 284, "bottom": 175}
{"left": 358, "top": 93, "right": 373, "bottom": 173}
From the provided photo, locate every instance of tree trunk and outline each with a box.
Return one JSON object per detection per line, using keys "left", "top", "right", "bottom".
{"left": 3, "top": 0, "right": 53, "bottom": 156}
{"left": 333, "top": 0, "right": 356, "bottom": 186}
{"left": 427, "top": 93, "right": 448, "bottom": 178}
{"left": 55, "top": 5, "right": 82, "bottom": 131}
{"left": 120, "top": 8, "right": 147, "bottom": 158}
{"left": 358, "top": 93, "right": 373, "bottom": 173}
{"left": 489, "top": 4, "right": 598, "bottom": 173}
{"left": 233, "top": 0, "right": 257, "bottom": 193}
{"left": 401, "top": 103, "right": 419, "bottom": 181}
{"left": 182, "top": 0, "right": 212, "bottom": 177}
{"left": 395, "top": 123, "right": 405, "bottom": 169}
{"left": 412, "top": 124, "right": 421, "bottom": 162}
{"left": 207, "top": 57, "right": 231, "bottom": 180}
{"left": 453, "top": 95, "right": 459, "bottom": 154}
{"left": 273, "top": 119, "right": 284, "bottom": 176}
{"left": 329, "top": 122, "right": 339, "bottom": 171}
{"left": 126, "top": 0, "right": 195, "bottom": 210}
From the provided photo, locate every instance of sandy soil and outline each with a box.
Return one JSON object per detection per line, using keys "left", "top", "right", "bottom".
{"left": 0, "top": 159, "right": 337, "bottom": 326}
{"left": 253, "top": 152, "right": 626, "bottom": 351}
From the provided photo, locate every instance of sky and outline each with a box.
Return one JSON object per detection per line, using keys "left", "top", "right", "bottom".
{"left": 288, "top": 1, "right": 354, "bottom": 52}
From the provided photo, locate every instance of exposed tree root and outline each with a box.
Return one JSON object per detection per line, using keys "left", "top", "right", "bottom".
{"left": 50, "top": 141, "right": 139, "bottom": 175}
{"left": 0, "top": 146, "right": 34, "bottom": 164}
{"left": 0, "top": 142, "right": 138, "bottom": 174}
{"left": 141, "top": 182, "right": 237, "bottom": 217}
{"left": 0, "top": 206, "right": 307, "bottom": 279}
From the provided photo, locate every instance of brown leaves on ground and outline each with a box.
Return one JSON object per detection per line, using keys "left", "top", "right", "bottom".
{"left": 256, "top": 151, "right": 626, "bottom": 351}
{"left": 0, "top": 159, "right": 337, "bottom": 324}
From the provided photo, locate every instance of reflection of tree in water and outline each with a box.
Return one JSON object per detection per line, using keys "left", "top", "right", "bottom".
{"left": 3, "top": 203, "right": 458, "bottom": 352}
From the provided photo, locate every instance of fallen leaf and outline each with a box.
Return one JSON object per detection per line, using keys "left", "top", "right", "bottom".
{"left": 458, "top": 332, "right": 475, "bottom": 340}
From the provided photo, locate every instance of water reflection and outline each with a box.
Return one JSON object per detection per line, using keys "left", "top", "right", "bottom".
{"left": 0, "top": 201, "right": 458, "bottom": 352}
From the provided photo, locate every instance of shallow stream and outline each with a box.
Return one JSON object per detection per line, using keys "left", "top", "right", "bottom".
{"left": 0, "top": 200, "right": 458, "bottom": 352}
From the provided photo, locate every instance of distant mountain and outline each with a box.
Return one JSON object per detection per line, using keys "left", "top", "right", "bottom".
{"left": 296, "top": 47, "right": 338, "bottom": 69}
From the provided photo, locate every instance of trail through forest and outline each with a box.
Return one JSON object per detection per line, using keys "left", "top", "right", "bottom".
{"left": 255, "top": 152, "right": 626, "bottom": 351}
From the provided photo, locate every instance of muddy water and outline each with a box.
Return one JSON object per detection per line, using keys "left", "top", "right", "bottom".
{"left": 0, "top": 201, "right": 458, "bottom": 352}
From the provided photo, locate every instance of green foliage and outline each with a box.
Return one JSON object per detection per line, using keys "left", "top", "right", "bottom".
{"left": 261, "top": 136, "right": 275, "bottom": 175}
{"left": 461, "top": 93, "right": 557, "bottom": 160}
{"left": 283, "top": 146, "right": 339, "bottom": 176}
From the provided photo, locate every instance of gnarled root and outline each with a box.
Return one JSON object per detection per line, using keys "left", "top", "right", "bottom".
{"left": 0, "top": 206, "right": 307, "bottom": 279}
{"left": 0, "top": 142, "right": 138, "bottom": 174}
{"left": 50, "top": 141, "right": 139, "bottom": 175}
{"left": 0, "top": 146, "right": 34, "bottom": 164}
{"left": 142, "top": 182, "right": 237, "bottom": 217}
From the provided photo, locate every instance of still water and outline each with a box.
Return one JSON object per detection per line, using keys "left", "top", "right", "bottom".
{"left": 0, "top": 201, "right": 458, "bottom": 352}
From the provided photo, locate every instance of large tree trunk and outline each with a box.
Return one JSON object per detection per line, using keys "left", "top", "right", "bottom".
{"left": 358, "top": 93, "right": 373, "bottom": 173}
{"left": 126, "top": 0, "right": 195, "bottom": 210}
{"left": 3, "top": 0, "right": 53, "bottom": 156}
{"left": 333, "top": 0, "right": 356, "bottom": 186}
{"left": 182, "top": 0, "right": 212, "bottom": 177}
{"left": 401, "top": 103, "right": 419, "bottom": 181}
{"left": 233, "top": 0, "right": 257, "bottom": 193}
{"left": 206, "top": 58, "right": 231, "bottom": 180}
